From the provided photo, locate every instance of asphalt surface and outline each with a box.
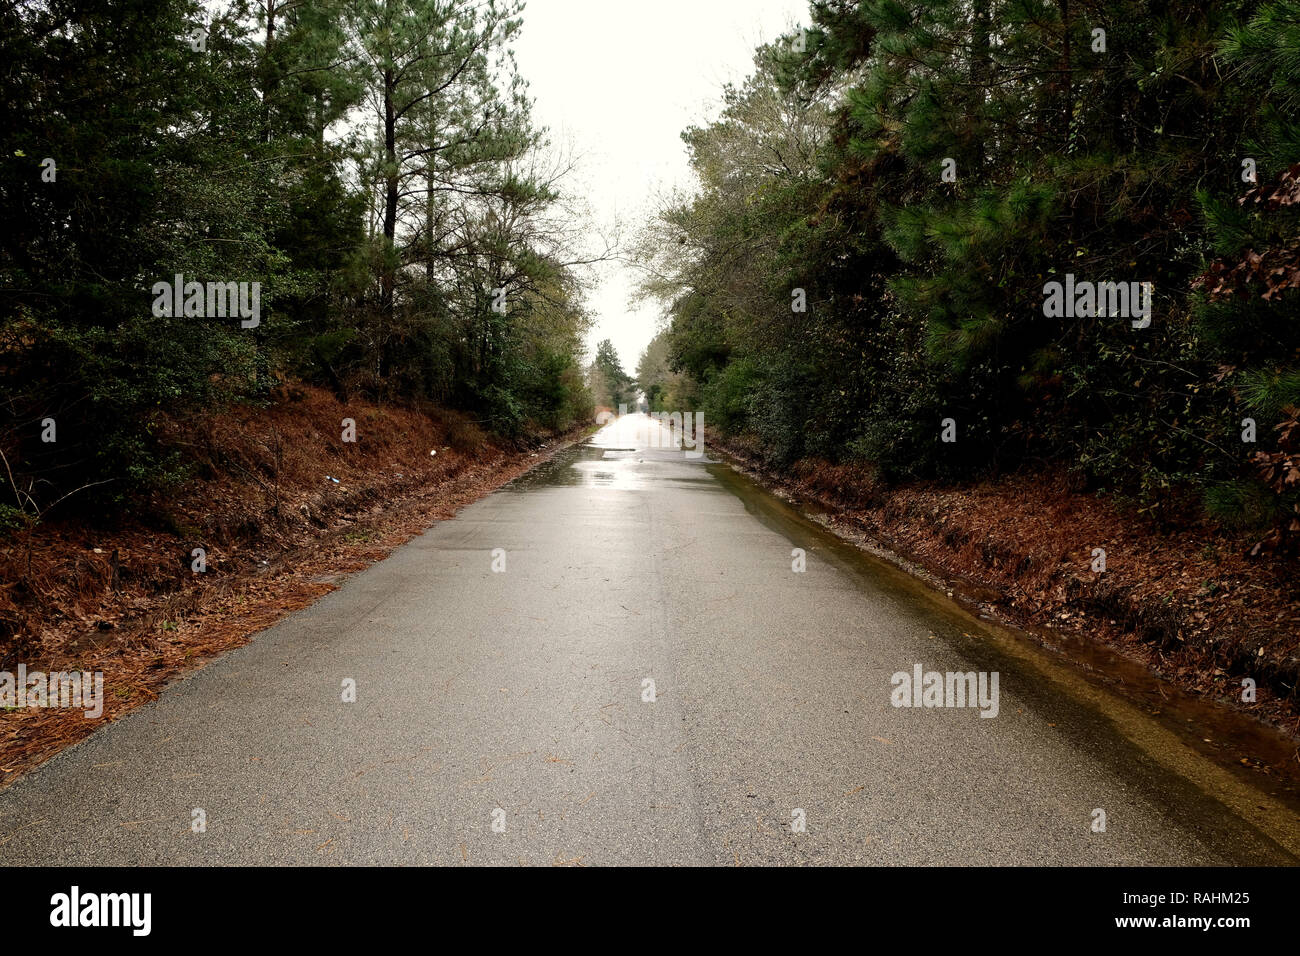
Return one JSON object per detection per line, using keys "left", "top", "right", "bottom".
{"left": 2, "top": 414, "right": 1297, "bottom": 865}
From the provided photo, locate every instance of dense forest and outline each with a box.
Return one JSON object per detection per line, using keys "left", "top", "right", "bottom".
{"left": 0, "top": 0, "right": 595, "bottom": 529}
{"left": 5, "top": 0, "right": 1300, "bottom": 555}
{"left": 635, "top": 0, "right": 1300, "bottom": 554}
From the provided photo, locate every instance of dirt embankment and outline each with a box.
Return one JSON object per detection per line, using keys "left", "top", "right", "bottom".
{"left": 712, "top": 435, "right": 1300, "bottom": 739}
{"left": 0, "top": 385, "right": 585, "bottom": 786}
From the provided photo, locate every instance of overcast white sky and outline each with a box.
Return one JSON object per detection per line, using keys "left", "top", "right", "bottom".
{"left": 512, "top": 0, "right": 808, "bottom": 376}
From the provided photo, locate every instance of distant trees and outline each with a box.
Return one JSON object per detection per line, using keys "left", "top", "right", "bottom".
{"left": 0, "top": 0, "right": 592, "bottom": 527}
{"left": 637, "top": 0, "right": 1300, "bottom": 551}
{"left": 636, "top": 331, "right": 689, "bottom": 412}
{"left": 588, "top": 339, "right": 635, "bottom": 411}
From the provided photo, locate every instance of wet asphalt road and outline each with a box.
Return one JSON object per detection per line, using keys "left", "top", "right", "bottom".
{"left": 1, "top": 414, "right": 1297, "bottom": 865}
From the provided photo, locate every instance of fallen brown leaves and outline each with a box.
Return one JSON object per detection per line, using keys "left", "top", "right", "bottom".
{"left": 716, "top": 436, "right": 1300, "bottom": 737}
{"left": 1246, "top": 406, "right": 1300, "bottom": 558}
{"left": 0, "top": 384, "right": 585, "bottom": 788}
{"left": 1194, "top": 162, "right": 1300, "bottom": 304}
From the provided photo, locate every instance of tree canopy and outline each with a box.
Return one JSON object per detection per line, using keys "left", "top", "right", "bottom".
{"left": 636, "top": 0, "right": 1300, "bottom": 552}
{"left": 0, "top": 0, "right": 594, "bottom": 527}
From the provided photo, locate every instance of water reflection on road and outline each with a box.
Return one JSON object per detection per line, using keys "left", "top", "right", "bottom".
{"left": 509, "top": 413, "right": 716, "bottom": 491}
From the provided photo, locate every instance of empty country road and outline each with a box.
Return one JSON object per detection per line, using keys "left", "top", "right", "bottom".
{"left": 1, "top": 415, "right": 1297, "bottom": 866}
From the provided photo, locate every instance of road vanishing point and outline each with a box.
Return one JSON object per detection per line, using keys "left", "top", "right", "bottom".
{"left": 2, "top": 415, "right": 1298, "bottom": 865}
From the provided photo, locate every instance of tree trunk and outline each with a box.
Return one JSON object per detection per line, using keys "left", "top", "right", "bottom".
{"left": 970, "top": 0, "right": 990, "bottom": 174}
{"left": 261, "top": 1, "right": 277, "bottom": 145}
{"left": 381, "top": 68, "right": 398, "bottom": 323}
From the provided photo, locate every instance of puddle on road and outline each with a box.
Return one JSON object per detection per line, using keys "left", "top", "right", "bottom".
{"left": 506, "top": 419, "right": 722, "bottom": 493}
{"left": 503, "top": 418, "right": 1300, "bottom": 858}
{"left": 505, "top": 441, "right": 652, "bottom": 490}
